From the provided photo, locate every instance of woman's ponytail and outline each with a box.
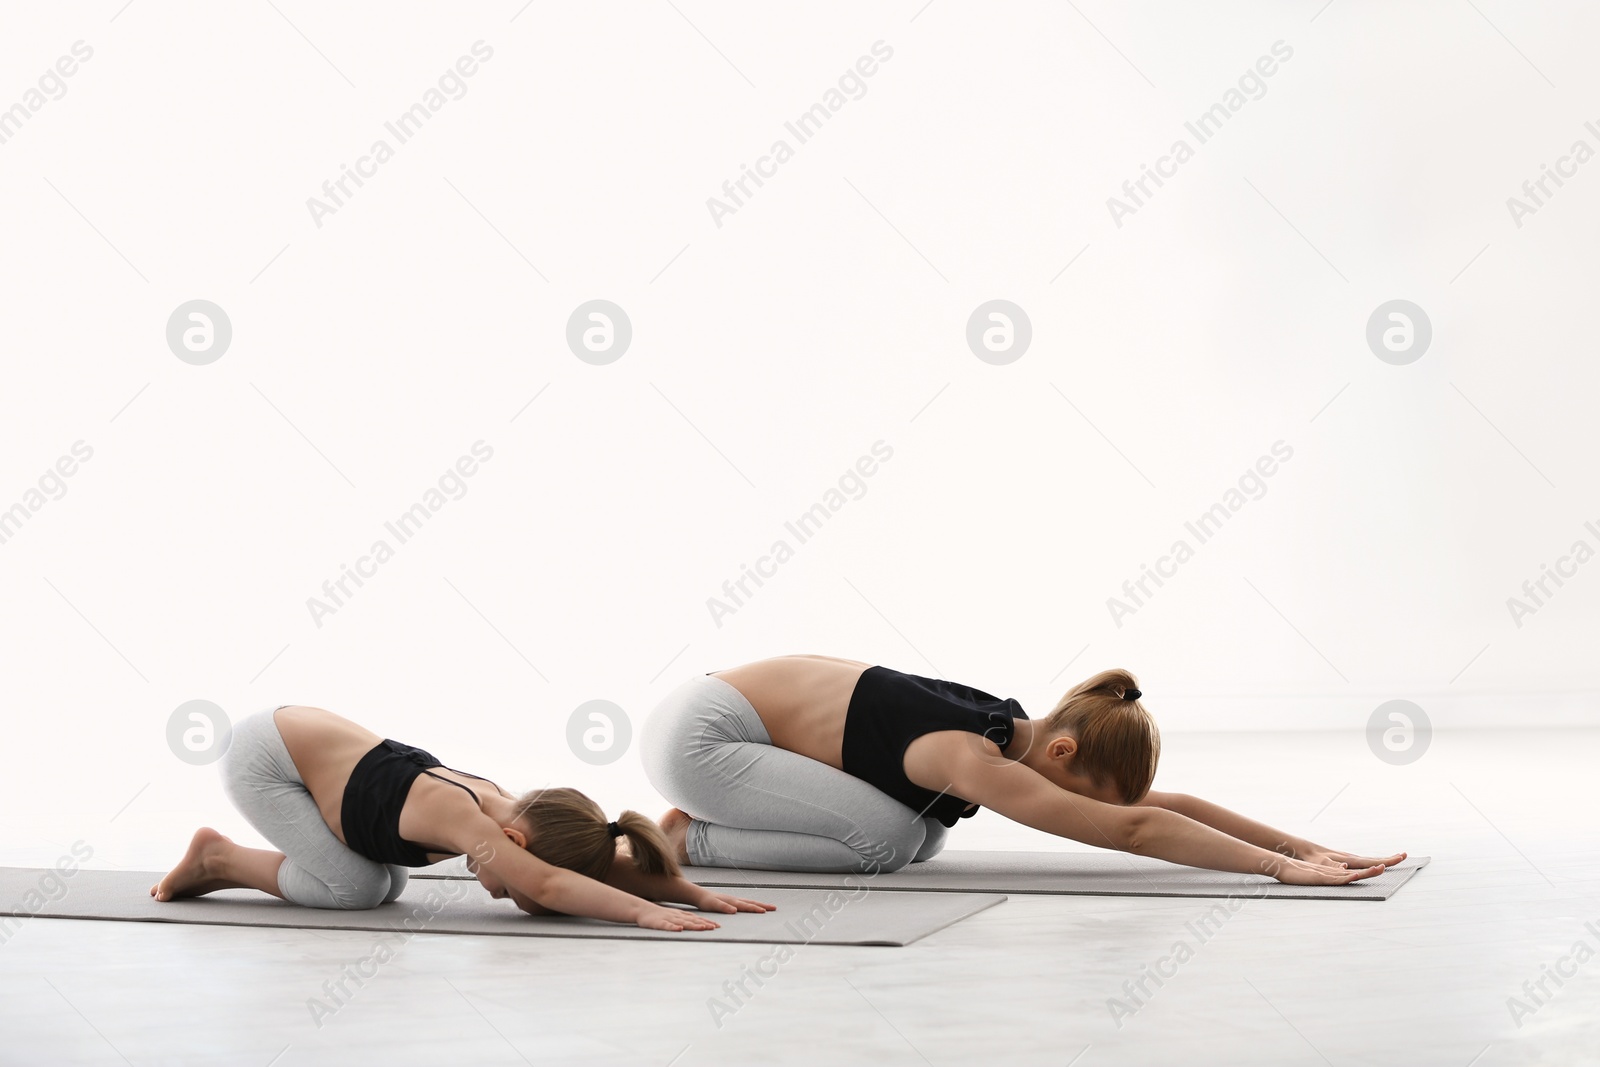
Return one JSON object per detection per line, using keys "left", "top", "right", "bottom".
{"left": 1064, "top": 667, "right": 1141, "bottom": 704}
{"left": 1045, "top": 667, "right": 1159, "bottom": 804}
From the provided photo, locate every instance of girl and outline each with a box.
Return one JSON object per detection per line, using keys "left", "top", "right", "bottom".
{"left": 642, "top": 656, "right": 1406, "bottom": 884}
{"left": 152, "top": 705, "right": 774, "bottom": 930}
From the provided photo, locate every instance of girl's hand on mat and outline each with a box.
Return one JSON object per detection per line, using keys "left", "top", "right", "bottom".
{"left": 637, "top": 904, "right": 721, "bottom": 931}
{"left": 688, "top": 888, "right": 778, "bottom": 914}
{"left": 1294, "top": 846, "right": 1407, "bottom": 870}
{"left": 1267, "top": 856, "right": 1387, "bottom": 885}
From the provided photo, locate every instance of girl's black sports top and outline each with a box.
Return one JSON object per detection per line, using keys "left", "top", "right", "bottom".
{"left": 840, "top": 666, "right": 1028, "bottom": 828}
{"left": 341, "top": 739, "right": 500, "bottom": 867}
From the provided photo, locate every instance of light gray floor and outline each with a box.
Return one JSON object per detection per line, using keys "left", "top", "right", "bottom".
{"left": 2, "top": 729, "right": 1596, "bottom": 1066}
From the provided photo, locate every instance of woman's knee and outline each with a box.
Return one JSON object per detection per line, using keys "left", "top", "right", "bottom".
{"left": 849, "top": 818, "right": 927, "bottom": 874}
{"left": 380, "top": 866, "right": 409, "bottom": 904}
{"left": 912, "top": 818, "right": 948, "bottom": 863}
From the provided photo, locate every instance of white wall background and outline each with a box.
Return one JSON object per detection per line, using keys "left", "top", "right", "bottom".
{"left": 1, "top": 1, "right": 1596, "bottom": 867}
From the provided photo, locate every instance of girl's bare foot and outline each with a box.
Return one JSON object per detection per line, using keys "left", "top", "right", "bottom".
{"left": 150, "top": 828, "right": 235, "bottom": 901}
{"left": 658, "top": 808, "right": 693, "bottom": 866}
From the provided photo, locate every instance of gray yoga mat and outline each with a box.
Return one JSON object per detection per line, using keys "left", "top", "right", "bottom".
{"left": 672, "top": 852, "right": 1430, "bottom": 901}
{"left": 0, "top": 868, "right": 1002, "bottom": 947}
{"left": 416, "top": 850, "right": 1429, "bottom": 900}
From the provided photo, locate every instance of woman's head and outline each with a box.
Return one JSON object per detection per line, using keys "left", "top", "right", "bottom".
{"left": 1041, "top": 668, "right": 1159, "bottom": 804}
{"left": 509, "top": 787, "right": 679, "bottom": 881}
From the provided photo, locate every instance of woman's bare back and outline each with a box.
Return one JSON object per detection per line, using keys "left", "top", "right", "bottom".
{"left": 710, "top": 655, "right": 870, "bottom": 769}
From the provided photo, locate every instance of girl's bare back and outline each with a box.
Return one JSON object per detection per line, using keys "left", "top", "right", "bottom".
{"left": 271, "top": 705, "right": 494, "bottom": 850}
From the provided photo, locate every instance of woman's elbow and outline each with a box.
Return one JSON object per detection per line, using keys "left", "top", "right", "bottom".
{"left": 1118, "top": 808, "right": 1157, "bottom": 854}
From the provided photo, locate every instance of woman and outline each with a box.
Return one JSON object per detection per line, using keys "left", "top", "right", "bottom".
{"left": 152, "top": 705, "right": 774, "bottom": 930}
{"left": 643, "top": 655, "right": 1406, "bottom": 884}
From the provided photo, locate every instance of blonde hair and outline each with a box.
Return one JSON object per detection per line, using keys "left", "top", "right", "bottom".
{"left": 1042, "top": 668, "right": 1159, "bottom": 804}
{"left": 511, "top": 787, "right": 678, "bottom": 880}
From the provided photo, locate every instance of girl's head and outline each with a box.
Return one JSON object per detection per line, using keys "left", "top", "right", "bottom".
{"left": 510, "top": 786, "right": 679, "bottom": 881}
{"left": 1040, "top": 668, "right": 1160, "bottom": 804}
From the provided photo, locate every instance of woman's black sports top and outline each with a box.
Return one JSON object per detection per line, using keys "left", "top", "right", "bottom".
{"left": 840, "top": 666, "right": 1028, "bottom": 828}
{"left": 341, "top": 739, "right": 500, "bottom": 867}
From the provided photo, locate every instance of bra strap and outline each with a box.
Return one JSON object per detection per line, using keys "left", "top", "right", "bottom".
{"left": 419, "top": 769, "right": 481, "bottom": 805}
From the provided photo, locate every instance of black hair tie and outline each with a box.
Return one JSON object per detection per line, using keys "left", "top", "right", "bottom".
{"left": 606, "top": 820, "right": 623, "bottom": 838}
{"left": 1124, "top": 688, "right": 1142, "bottom": 701}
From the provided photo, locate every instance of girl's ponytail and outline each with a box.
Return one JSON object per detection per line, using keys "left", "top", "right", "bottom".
{"left": 512, "top": 788, "right": 681, "bottom": 881}
{"left": 613, "top": 809, "right": 679, "bottom": 877}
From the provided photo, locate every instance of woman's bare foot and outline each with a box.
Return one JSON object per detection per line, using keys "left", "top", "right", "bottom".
{"left": 658, "top": 808, "right": 693, "bottom": 866}
{"left": 150, "top": 827, "right": 236, "bottom": 901}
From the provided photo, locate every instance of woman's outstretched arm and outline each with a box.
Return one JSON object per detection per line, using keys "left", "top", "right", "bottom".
{"left": 934, "top": 739, "right": 1389, "bottom": 885}
{"left": 1135, "top": 790, "right": 1406, "bottom": 868}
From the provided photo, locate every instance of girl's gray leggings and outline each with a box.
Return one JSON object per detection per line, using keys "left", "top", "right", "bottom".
{"left": 219, "top": 707, "right": 409, "bottom": 910}
{"left": 641, "top": 674, "right": 947, "bottom": 873}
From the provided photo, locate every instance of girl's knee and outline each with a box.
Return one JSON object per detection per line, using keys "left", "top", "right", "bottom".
{"left": 325, "top": 868, "right": 399, "bottom": 910}
{"left": 279, "top": 856, "right": 398, "bottom": 910}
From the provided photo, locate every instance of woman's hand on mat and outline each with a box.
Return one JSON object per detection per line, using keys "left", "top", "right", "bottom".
{"left": 1293, "top": 845, "right": 1407, "bottom": 870}
{"left": 636, "top": 903, "right": 722, "bottom": 931}
{"left": 685, "top": 887, "right": 778, "bottom": 914}
{"left": 1264, "top": 855, "right": 1388, "bottom": 885}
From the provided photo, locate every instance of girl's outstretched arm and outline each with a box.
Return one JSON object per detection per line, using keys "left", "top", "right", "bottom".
{"left": 445, "top": 813, "right": 722, "bottom": 930}
{"left": 935, "top": 740, "right": 1388, "bottom": 885}
{"left": 1135, "top": 790, "right": 1406, "bottom": 869}
{"left": 601, "top": 863, "right": 777, "bottom": 915}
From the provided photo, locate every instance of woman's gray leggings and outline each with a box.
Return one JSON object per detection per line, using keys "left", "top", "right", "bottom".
{"left": 641, "top": 674, "right": 947, "bottom": 873}
{"left": 219, "top": 707, "right": 409, "bottom": 910}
